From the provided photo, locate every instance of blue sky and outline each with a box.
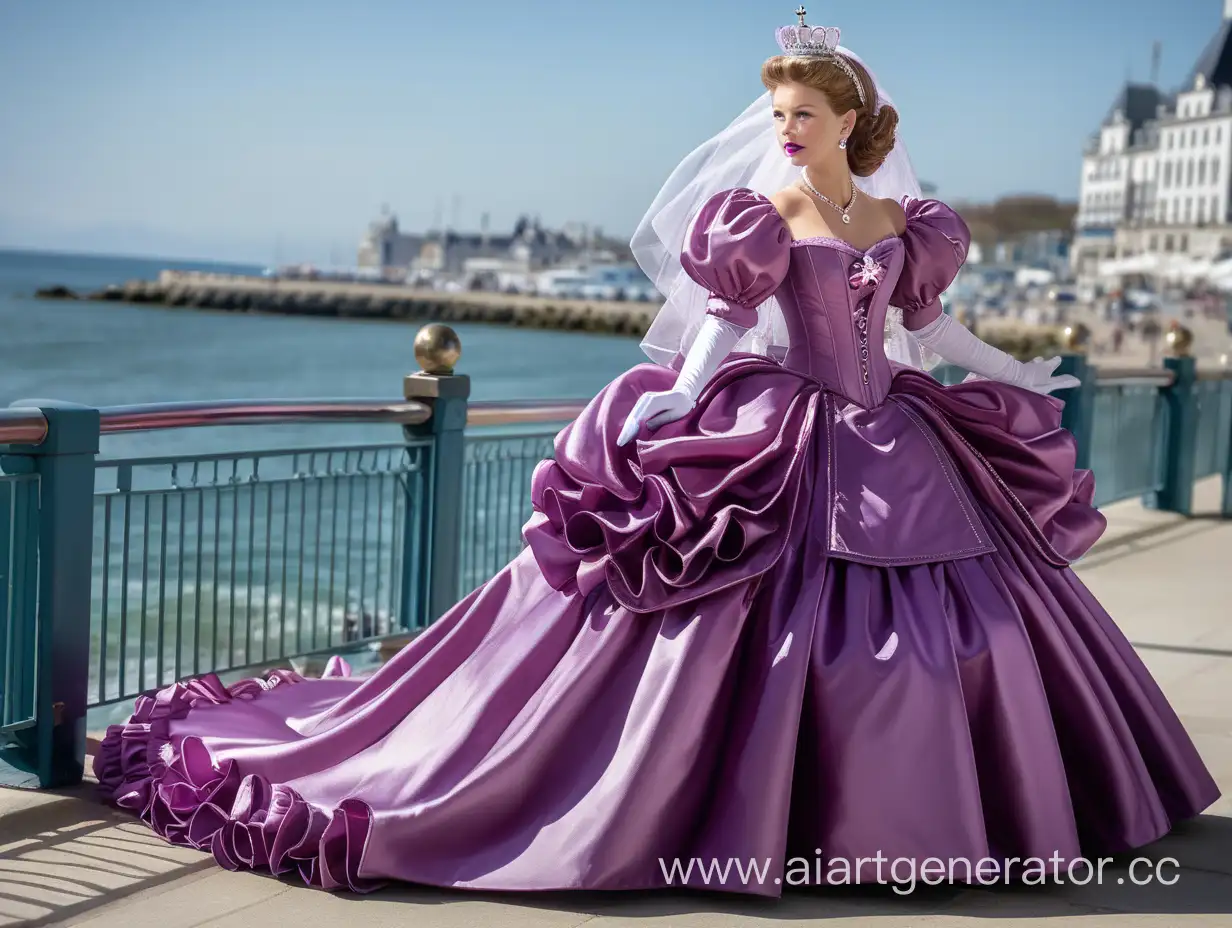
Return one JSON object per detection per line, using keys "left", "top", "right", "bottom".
{"left": 0, "top": 0, "right": 1226, "bottom": 264}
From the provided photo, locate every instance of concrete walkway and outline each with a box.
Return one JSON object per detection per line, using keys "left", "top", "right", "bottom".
{"left": 2, "top": 478, "right": 1230, "bottom": 927}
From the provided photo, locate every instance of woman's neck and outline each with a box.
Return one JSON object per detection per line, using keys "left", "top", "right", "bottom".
{"left": 802, "top": 163, "right": 855, "bottom": 207}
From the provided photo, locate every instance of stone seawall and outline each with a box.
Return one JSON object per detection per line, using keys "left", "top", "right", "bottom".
{"left": 35, "top": 271, "right": 660, "bottom": 337}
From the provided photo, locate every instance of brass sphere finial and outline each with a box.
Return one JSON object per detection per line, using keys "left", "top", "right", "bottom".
{"left": 1165, "top": 322, "right": 1193, "bottom": 358}
{"left": 1059, "top": 322, "right": 1090, "bottom": 352}
{"left": 414, "top": 323, "right": 462, "bottom": 375}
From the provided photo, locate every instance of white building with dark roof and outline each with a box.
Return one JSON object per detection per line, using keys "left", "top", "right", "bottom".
{"left": 1071, "top": 0, "right": 1232, "bottom": 279}
{"left": 357, "top": 208, "right": 595, "bottom": 279}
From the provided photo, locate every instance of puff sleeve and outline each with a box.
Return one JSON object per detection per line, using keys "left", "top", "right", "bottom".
{"left": 680, "top": 188, "right": 792, "bottom": 329}
{"left": 890, "top": 198, "right": 971, "bottom": 331}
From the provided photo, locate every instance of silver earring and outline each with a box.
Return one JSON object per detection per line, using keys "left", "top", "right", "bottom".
{"left": 839, "top": 137, "right": 848, "bottom": 150}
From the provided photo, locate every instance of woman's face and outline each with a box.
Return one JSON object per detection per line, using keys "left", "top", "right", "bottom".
{"left": 772, "top": 82, "right": 851, "bottom": 169}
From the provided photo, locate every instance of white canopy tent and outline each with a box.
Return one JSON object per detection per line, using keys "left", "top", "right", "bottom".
{"left": 1097, "top": 252, "right": 1221, "bottom": 285}
{"left": 1201, "top": 257, "right": 1232, "bottom": 291}
{"left": 1096, "top": 253, "right": 1162, "bottom": 277}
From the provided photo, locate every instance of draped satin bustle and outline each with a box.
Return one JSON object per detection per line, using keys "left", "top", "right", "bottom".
{"left": 95, "top": 189, "right": 1219, "bottom": 896}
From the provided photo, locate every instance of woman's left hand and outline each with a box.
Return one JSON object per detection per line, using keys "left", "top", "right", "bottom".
{"left": 616, "top": 389, "right": 695, "bottom": 446}
{"left": 1016, "top": 356, "right": 1081, "bottom": 394}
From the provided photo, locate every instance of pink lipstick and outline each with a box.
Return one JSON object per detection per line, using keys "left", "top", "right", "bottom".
{"left": 784, "top": 143, "right": 804, "bottom": 155}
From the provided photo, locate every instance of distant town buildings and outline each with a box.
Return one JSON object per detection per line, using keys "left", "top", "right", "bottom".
{"left": 1072, "top": 0, "right": 1232, "bottom": 278}
{"left": 357, "top": 207, "right": 608, "bottom": 282}
{"left": 356, "top": 210, "right": 423, "bottom": 270}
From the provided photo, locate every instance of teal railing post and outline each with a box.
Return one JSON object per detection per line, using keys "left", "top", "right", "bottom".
{"left": 403, "top": 325, "right": 470, "bottom": 627}
{"left": 1, "top": 400, "right": 99, "bottom": 788}
{"left": 1223, "top": 375, "right": 1232, "bottom": 519}
{"left": 930, "top": 363, "right": 968, "bottom": 386}
{"left": 1155, "top": 355, "right": 1199, "bottom": 515}
{"left": 1055, "top": 353, "right": 1095, "bottom": 471}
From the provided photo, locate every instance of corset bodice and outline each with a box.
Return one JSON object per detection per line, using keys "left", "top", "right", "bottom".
{"left": 775, "top": 235, "right": 907, "bottom": 409}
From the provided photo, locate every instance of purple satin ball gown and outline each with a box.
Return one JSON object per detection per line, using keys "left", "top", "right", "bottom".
{"left": 94, "top": 188, "right": 1219, "bottom": 895}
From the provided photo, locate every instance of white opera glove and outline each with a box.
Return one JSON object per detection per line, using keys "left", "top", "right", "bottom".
{"left": 909, "top": 314, "right": 1081, "bottom": 395}
{"left": 616, "top": 316, "right": 747, "bottom": 446}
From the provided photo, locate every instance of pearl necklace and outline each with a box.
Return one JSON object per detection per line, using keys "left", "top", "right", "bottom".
{"left": 800, "top": 167, "right": 856, "bottom": 224}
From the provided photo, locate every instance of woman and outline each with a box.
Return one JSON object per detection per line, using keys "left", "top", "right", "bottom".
{"left": 95, "top": 11, "right": 1218, "bottom": 895}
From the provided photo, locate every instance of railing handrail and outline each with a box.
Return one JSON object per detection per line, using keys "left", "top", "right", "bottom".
{"left": 1095, "top": 369, "right": 1177, "bottom": 388}
{"left": 1195, "top": 368, "right": 1232, "bottom": 382}
{"left": 98, "top": 397, "right": 594, "bottom": 433}
{"left": 1092, "top": 367, "right": 1231, "bottom": 387}
{"left": 97, "top": 398, "right": 433, "bottom": 434}
{"left": 0, "top": 408, "right": 50, "bottom": 446}
{"left": 2, "top": 397, "right": 595, "bottom": 443}
{"left": 96, "top": 397, "right": 597, "bottom": 434}
{"left": 466, "top": 399, "right": 590, "bottom": 427}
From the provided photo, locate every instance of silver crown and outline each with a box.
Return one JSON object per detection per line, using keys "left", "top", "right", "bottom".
{"left": 775, "top": 8, "right": 867, "bottom": 107}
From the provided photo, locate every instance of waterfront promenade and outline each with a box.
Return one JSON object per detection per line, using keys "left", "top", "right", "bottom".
{"left": 1, "top": 476, "right": 1229, "bottom": 927}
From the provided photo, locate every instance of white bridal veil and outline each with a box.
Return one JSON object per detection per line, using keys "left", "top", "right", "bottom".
{"left": 631, "top": 46, "right": 936, "bottom": 371}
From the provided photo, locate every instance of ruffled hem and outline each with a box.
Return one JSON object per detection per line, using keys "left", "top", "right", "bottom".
{"left": 524, "top": 354, "right": 820, "bottom": 612}
{"left": 92, "top": 660, "right": 380, "bottom": 893}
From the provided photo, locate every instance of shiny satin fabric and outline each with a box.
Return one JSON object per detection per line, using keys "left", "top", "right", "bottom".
{"left": 680, "top": 188, "right": 793, "bottom": 331}
{"left": 779, "top": 236, "right": 908, "bottom": 410}
{"left": 94, "top": 188, "right": 1219, "bottom": 896}
{"left": 683, "top": 188, "right": 971, "bottom": 402}
{"left": 826, "top": 394, "right": 994, "bottom": 564}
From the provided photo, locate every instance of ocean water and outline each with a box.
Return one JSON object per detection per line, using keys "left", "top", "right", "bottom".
{"left": 0, "top": 248, "right": 647, "bottom": 458}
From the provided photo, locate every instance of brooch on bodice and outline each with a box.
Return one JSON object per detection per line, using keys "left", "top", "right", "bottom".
{"left": 848, "top": 255, "right": 881, "bottom": 386}
{"left": 849, "top": 254, "right": 883, "bottom": 289}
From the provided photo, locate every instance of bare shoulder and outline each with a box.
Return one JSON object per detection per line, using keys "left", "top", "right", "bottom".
{"left": 875, "top": 196, "right": 907, "bottom": 234}
{"left": 769, "top": 186, "right": 809, "bottom": 221}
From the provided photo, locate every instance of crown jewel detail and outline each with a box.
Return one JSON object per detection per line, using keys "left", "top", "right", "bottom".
{"left": 775, "top": 8, "right": 867, "bottom": 107}
{"left": 776, "top": 24, "right": 841, "bottom": 58}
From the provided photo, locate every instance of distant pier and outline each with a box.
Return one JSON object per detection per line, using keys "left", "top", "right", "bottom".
{"left": 35, "top": 271, "right": 659, "bottom": 337}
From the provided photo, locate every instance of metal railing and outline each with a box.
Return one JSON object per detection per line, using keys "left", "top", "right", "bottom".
{"left": 90, "top": 443, "right": 429, "bottom": 707}
{"left": 1, "top": 327, "right": 1230, "bottom": 790}
{"left": 1086, "top": 370, "right": 1173, "bottom": 506}
{"left": 459, "top": 433, "right": 557, "bottom": 595}
{"left": 1194, "top": 372, "right": 1232, "bottom": 480}
{"left": 0, "top": 409, "right": 49, "bottom": 446}
{"left": 96, "top": 398, "right": 432, "bottom": 432}
{"left": 81, "top": 400, "right": 441, "bottom": 709}
{"left": 0, "top": 473, "right": 39, "bottom": 746}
